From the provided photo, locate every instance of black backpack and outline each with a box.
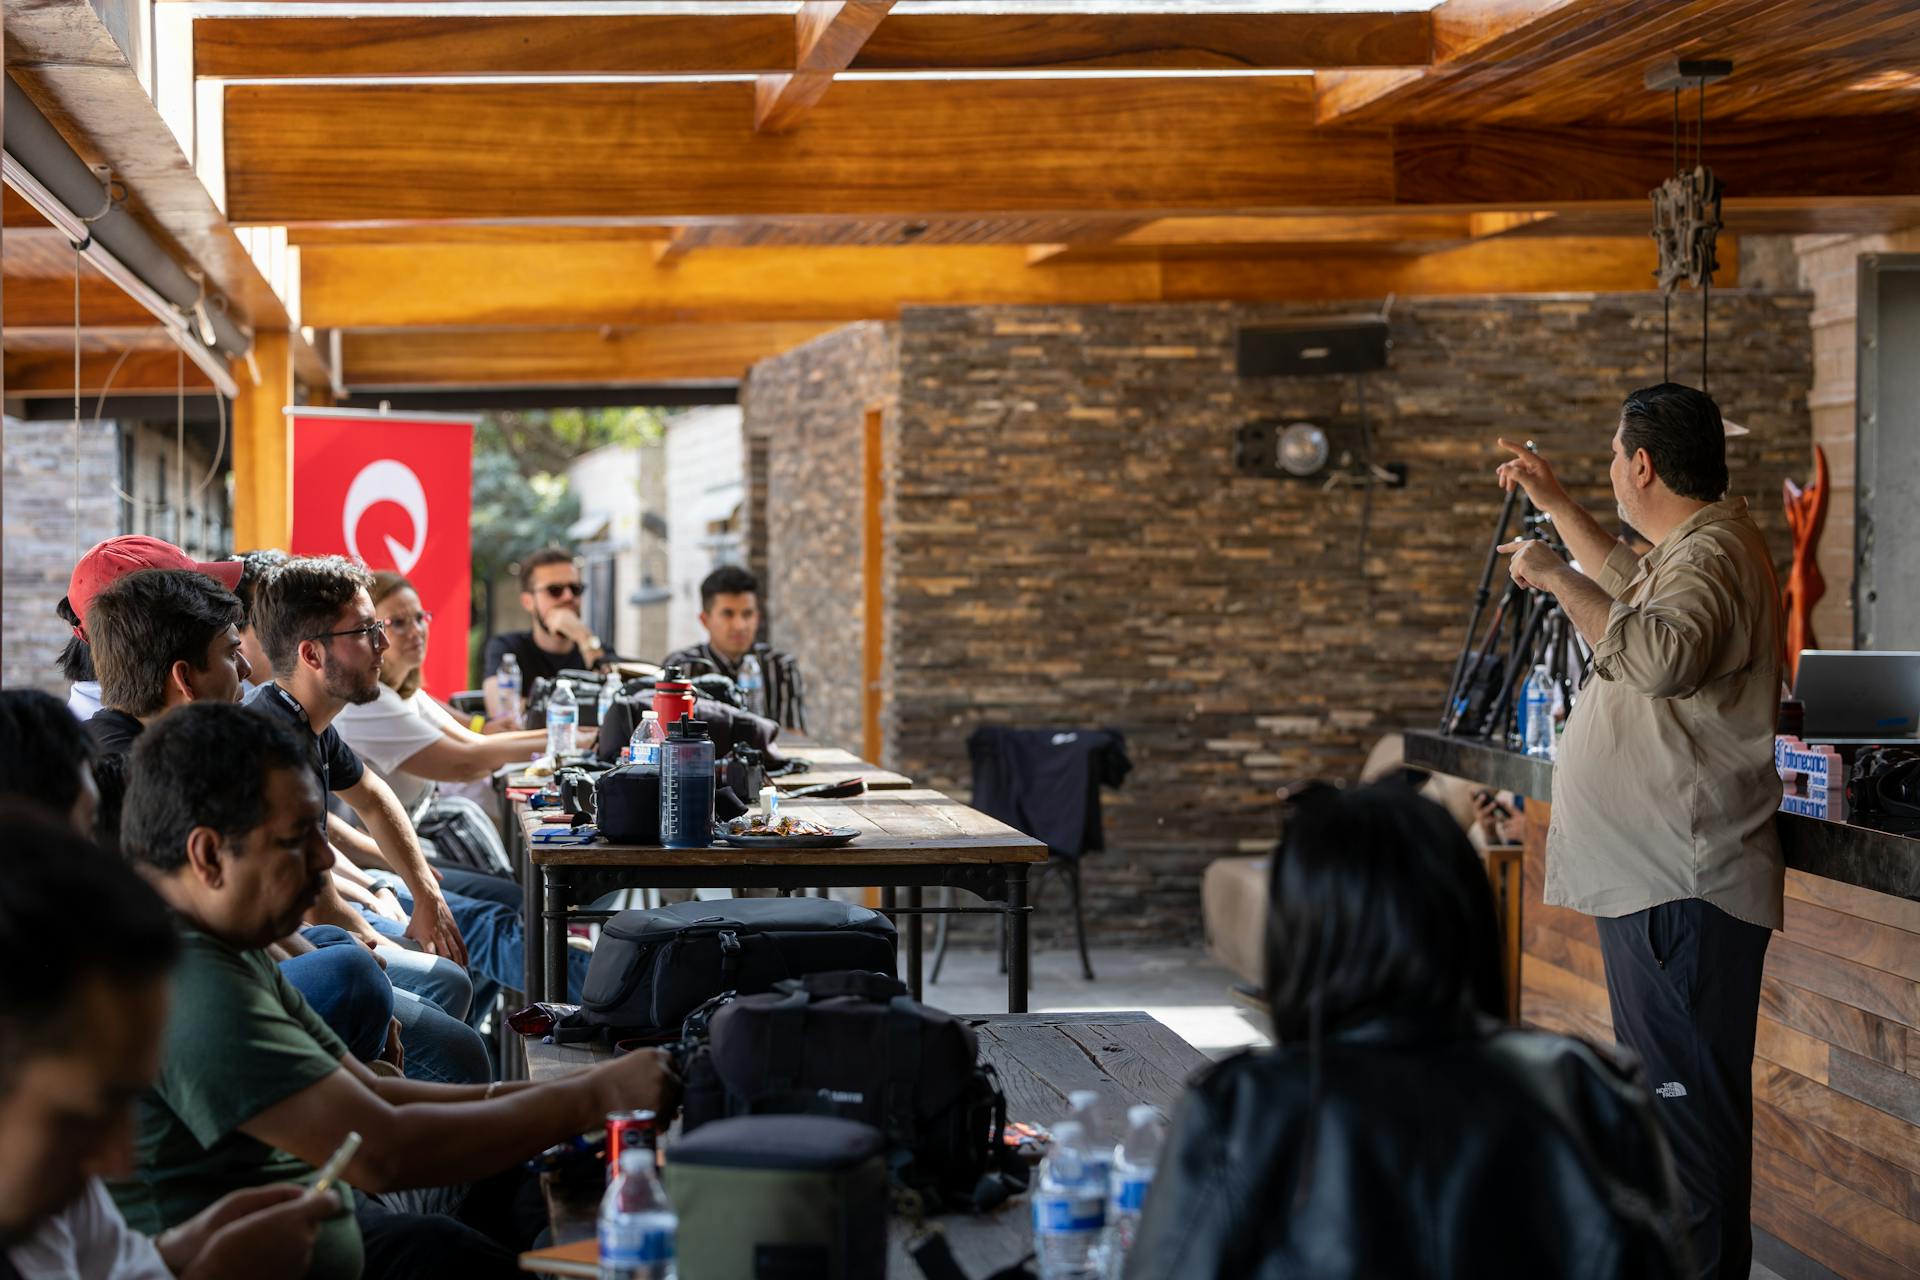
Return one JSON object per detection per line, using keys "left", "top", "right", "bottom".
{"left": 678, "top": 970, "right": 1022, "bottom": 1214}
{"left": 558, "top": 900, "right": 897, "bottom": 1044}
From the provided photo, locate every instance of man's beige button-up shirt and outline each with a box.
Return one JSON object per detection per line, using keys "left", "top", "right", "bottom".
{"left": 1545, "top": 497, "right": 1785, "bottom": 929}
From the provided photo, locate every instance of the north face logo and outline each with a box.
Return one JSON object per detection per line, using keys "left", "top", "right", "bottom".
{"left": 1655, "top": 1081, "right": 1688, "bottom": 1099}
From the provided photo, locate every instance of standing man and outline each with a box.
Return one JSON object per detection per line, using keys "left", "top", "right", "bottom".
{"left": 1495, "top": 383, "right": 1782, "bottom": 1280}
{"left": 480, "top": 548, "right": 607, "bottom": 720}
{"left": 663, "top": 565, "right": 807, "bottom": 731}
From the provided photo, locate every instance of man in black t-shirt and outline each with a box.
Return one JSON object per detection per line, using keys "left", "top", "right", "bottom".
{"left": 480, "top": 547, "right": 610, "bottom": 723}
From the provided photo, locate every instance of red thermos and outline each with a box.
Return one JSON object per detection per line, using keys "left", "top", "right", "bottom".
{"left": 652, "top": 667, "right": 696, "bottom": 727}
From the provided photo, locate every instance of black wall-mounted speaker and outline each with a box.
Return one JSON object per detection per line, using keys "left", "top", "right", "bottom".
{"left": 1235, "top": 320, "right": 1391, "bottom": 377}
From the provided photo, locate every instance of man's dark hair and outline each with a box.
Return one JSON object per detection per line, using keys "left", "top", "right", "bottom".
{"left": 122, "top": 702, "right": 310, "bottom": 874}
{"left": 1618, "top": 382, "right": 1728, "bottom": 503}
{"left": 252, "top": 555, "right": 373, "bottom": 679}
{"left": 230, "top": 548, "right": 289, "bottom": 624}
{"left": 0, "top": 805, "right": 179, "bottom": 1085}
{"left": 699, "top": 565, "right": 760, "bottom": 611}
{"left": 518, "top": 547, "right": 578, "bottom": 591}
{"left": 55, "top": 597, "right": 94, "bottom": 683}
{"left": 0, "top": 690, "right": 96, "bottom": 820}
{"left": 89, "top": 570, "right": 243, "bottom": 718}
{"left": 1265, "top": 780, "right": 1505, "bottom": 1045}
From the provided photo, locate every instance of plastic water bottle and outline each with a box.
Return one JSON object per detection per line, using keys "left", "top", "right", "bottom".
{"left": 547, "top": 680, "right": 579, "bottom": 765}
{"left": 598, "top": 677, "right": 619, "bottom": 730}
{"left": 495, "top": 654, "right": 522, "bottom": 729}
{"left": 1104, "top": 1105, "right": 1166, "bottom": 1278}
{"left": 737, "top": 652, "right": 766, "bottom": 717}
{"left": 627, "top": 711, "right": 664, "bottom": 768}
{"left": 1523, "top": 665, "right": 1554, "bottom": 759}
{"left": 659, "top": 716, "right": 716, "bottom": 849}
{"left": 1033, "top": 1121, "right": 1106, "bottom": 1280}
{"left": 598, "top": 1147, "right": 676, "bottom": 1279}
{"left": 1067, "top": 1091, "right": 1113, "bottom": 1189}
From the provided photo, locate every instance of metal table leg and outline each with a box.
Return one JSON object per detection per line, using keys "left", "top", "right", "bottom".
{"left": 521, "top": 844, "right": 541, "bottom": 1001}
{"left": 906, "top": 886, "right": 924, "bottom": 1001}
{"left": 543, "top": 868, "right": 571, "bottom": 1003}
{"left": 1007, "top": 865, "right": 1029, "bottom": 1013}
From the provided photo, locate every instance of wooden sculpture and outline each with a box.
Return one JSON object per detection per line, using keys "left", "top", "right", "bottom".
{"left": 1782, "top": 446, "right": 1830, "bottom": 686}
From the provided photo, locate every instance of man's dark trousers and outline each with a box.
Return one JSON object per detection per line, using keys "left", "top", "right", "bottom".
{"left": 1594, "top": 897, "right": 1773, "bottom": 1280}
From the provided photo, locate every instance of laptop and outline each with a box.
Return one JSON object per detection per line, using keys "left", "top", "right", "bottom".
{"left": 1793, "top": 650, "right": 1920, "bottom": 742}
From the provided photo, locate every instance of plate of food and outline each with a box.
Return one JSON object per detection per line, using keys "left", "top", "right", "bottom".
{"left": 716, "top": 814, "right": 861, "bottom": 848}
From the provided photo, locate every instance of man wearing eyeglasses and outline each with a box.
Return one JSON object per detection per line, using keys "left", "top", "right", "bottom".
{"left": 480, "top": 548, "right": 608, "bottom": 723}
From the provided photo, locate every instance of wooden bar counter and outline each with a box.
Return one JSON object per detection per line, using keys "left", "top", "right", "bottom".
{"left": 1405, "top": 732, "right": 1920, "bottom": 1280}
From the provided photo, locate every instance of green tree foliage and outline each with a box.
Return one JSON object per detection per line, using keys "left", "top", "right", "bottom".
{"left": 465, "top": 406, "right": 667, "bottom": 679}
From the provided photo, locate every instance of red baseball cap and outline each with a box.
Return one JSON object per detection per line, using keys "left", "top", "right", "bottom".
{"left": 65, "top": 535, "right": 246, "bottom": 641}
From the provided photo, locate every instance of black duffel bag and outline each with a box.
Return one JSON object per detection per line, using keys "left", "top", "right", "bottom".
{"left": 557, "top": 900, "right": 897, "bottom": 1043}
{"left": 679, "top": 970, "right": 1020, "bottom": 1214}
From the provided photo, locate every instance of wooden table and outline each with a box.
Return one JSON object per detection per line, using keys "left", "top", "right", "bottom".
{"left": 513, "top": 789, "right": 1047, "bottom": 1011}
{"left": 517, "top": 1010, "right": 1211, "bottom": 1277}
{"left": 774, "top": 743, "right": 914, "bottom": 792}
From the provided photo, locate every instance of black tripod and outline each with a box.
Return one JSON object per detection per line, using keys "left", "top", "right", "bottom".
{"left": 1441, "top": 494, "right": 1590, "bottom": 747}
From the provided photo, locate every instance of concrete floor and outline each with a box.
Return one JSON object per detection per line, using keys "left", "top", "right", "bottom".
{"left": 918, "top": 942, "right": 1270, "bottom": 1059}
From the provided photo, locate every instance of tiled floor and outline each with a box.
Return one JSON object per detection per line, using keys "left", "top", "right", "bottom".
{"left": 920, "top": 942, "right": 1269, "bottom": 1059}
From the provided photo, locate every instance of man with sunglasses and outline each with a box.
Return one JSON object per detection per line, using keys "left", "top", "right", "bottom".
{"left": 480, "top": 548, "right": 607, "bottom": 722}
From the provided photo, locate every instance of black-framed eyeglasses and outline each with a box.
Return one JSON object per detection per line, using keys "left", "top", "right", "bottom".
{"left": 538, "top": 582, "right": 587, "bottom": 600}
{"left": 310, "top": 619, "right": 389, "bottom": 644}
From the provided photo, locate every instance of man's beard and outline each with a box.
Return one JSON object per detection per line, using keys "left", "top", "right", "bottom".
{"left": 322, "top": 652, "right": 381, "bottom": 705}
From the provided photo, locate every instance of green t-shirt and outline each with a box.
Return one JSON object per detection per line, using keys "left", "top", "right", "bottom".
{"left": 110, "top": 925, "right": 364, "bottom": 1280}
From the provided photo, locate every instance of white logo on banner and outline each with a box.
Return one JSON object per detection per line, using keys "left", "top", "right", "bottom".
{"left": 341, "top": 459, "right": 429, "bottom": 574}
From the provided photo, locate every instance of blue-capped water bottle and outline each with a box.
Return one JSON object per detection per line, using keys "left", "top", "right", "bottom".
{"left": 1033, "top": 1120, "right": 1106, "bottom": 1280}
{"left": 599, "top": 1144, "right": 676, "bottom": 1279}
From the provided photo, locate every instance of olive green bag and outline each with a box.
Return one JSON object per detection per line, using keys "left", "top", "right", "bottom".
{"left": 664, "top": 1114, "right": 889, "bottom": 1280}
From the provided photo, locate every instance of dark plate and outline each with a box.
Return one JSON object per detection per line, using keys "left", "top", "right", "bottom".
{"left": 714, "top": 825, "right": 861, "bottom": 849}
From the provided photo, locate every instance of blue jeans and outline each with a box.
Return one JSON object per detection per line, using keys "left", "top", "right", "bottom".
{"left": 362, "top": 869, "right": 589, "bottom": 1023}
{"left": 283, "top": 926, "right": 392, "bottom": 1062}
{"left": 301, "top": 927, "right": 491, "bottom": 1084}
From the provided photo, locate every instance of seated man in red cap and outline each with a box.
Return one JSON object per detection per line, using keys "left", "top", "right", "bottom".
{"left": 56, "top": 536, "right": 243, "bottom": 721}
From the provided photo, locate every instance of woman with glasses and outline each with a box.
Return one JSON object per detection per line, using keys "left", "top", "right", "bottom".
{"left": 1124, "top": 780, "right": 1690, "bottom": 1280}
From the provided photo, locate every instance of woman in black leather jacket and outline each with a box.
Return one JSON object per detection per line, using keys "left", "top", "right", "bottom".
{"left": 1125, "top": 781, "right": 1691, "bottom": 1280}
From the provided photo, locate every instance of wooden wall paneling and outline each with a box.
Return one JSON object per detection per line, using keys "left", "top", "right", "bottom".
{"left": 1755, "top": 1098, "right": 1920, "bottom": 1220}
{"left": 1754, "top": 1182, "right": 1920, "bottom": 1280}
{"left": 1766, "top": 935, "right": 1920, "bottom": 1030}
{"left": 1757, "top": 1064, "right": 1920, "bottom": 1180}
{"left": 1761, "top": 977, "right": 1908, "bottom": 1071}
{"left": 1783, "top": 896, "right": 1920, "bottom": 983}
{"left": 1830, "top": 1048, "right": 1920, "bottom": 1128}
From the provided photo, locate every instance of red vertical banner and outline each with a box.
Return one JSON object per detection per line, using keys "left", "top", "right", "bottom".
{"left": 288, "top": 409, "right": 474, "bottom": 699}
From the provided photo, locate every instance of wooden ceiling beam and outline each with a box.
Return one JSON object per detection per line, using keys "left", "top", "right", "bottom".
{"left": 222, "top": 78, "right": 1383, "bottom": 223}
{"left": 3, "top": 275, "right": 158, "bottom": 327}
{"left": 192, "top": 9, "right": 1433, "bottom": 78}
{"left": 755, "top": 1, "right": 897, "bottom": 135}
{"left": 1315, "top": 0, "right": 1615, "bottom": 124}
{"left": 338, "top": 323, "right": 841, "bottom": 388}
{"left": 298, "top": 237, "right": 1682, "bottom": 332}
{"left": 192, "top": 12, "right": 796, "bottom": 78}
{"left": 5, "top": 347, "right": 215, "bottom": 397}
{"left": 220, "top": 77, "right": 1920, "bottom": 225}
{"left": 8, "top": 0, "right": 327, "bottom": 385}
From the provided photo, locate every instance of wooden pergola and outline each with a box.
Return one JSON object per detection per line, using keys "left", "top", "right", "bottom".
{"left": 5, "top": 0, "right": 1918, "bottom": 540}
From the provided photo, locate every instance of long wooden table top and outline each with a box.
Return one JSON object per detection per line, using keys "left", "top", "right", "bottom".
{"left": 521, "top": 788, "right": 1046, "bottom": 867}
{"left": 774, "top": 743, "right": 914, "bottom": 792}
{"left": 518, "top": 1010, "right": 1211, "bottom": 1277}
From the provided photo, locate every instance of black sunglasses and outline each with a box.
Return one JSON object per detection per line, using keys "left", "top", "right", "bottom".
{"left": 538, "top": 582, "right": 586, "bottom": 599}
